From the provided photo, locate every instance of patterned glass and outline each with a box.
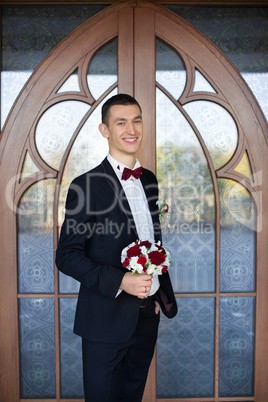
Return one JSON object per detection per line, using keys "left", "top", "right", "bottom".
{"left": 219, "top": 297, "right": 255, "bottom": 396}
{"left": 19, "top": 298, "right": 55, "bottom": 398}
{"left": 18, "top": 180, "right": 55, "bottom": 294}
{"left": 183, "top": 101, "right": 238, "bottom": 170}
{"left": 166, "top": 6, "right": 268, "bottom": 121}
{"left": 193, "top": 69, "right": 217, "bottom": 93}
{"left": 242, "top": 72, "right": 268, "bottom": 121}
{"left": 21, "top": 151, "right": 40, "bottom": 181}
{"left": 156, "top": 89, "right": 215, "bottom": 293}
{"left": 87, "top": 39, "right": 118, "bottom": 99}
{"left": 1, "top": 71, "right": 31, "bottom": 128}
{"left": 1, "top": 6, "right": 107, "bottom": 128}
{"left": 58, "top": 92, "right": 114, "bottom": 293}
{"left": 157, "top": 298, "right": 215, "bottom": 398}
{"left": 234, "top": 152, "right": 253, "bottom": 181}
{"left": 57, "top": 68, "right": 80, "bottom": 93}
{"left": 156, "top": 38, "right": 186, "bottom": 100}
{"left": 35, "top": 101, "right": 91, "bottom": 170}
{"left": 58, "top": 92, "right": 117, "bottom": 294}
{"left": 59, "top": 298, "right": 83, "bottom": 398}
{"left": 219, "top": 179, "right": 255, "bottom": 292}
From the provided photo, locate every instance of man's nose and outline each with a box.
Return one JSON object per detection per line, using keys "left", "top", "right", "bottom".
{"left": 126, "top": 122, "right": 136, "bottom": 134}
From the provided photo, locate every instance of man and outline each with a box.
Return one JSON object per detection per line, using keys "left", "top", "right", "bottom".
{"left": 56, "top": 94, "right": 177, "bottom": 401}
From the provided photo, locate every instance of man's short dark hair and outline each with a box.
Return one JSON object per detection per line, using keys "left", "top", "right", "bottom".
{"left": 101, "top": 94, "right": 142, "bottom": 126}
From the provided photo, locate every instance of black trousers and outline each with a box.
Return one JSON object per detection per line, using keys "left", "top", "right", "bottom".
{"left": 82, "top": 297, "right": 160, "bottom": 402}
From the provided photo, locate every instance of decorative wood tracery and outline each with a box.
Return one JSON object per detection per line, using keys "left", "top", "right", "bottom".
{"left": 0, "top": 1, "right": 267, "bottom": 401}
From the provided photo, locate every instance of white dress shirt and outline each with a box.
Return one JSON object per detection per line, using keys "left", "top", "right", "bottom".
{"left": 107, "top": 154, "right": 160, "bottom": 296}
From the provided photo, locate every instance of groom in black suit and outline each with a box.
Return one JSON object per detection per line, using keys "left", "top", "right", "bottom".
{"left": 56, "top": 94, "right": 177, "bottom": 401}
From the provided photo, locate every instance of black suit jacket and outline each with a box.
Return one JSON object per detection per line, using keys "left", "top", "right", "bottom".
{"left": 56, "top": 157, "right": 177, "bottom": 343}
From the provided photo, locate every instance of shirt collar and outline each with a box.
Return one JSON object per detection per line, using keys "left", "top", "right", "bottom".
{"left": 107, "top": 154, "right": 141, "bottom": 179}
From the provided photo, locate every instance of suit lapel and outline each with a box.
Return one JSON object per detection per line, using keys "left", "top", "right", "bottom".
{"left": 101, "top": 158, "right": 138, "bottom": 239}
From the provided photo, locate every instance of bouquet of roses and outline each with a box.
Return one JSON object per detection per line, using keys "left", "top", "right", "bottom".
{"left": 121, "top": 240, "right": 171, "bottom": 275}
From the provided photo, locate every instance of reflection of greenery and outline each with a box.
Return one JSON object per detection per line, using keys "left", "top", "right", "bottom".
{"left": 218, "top": 178, "right": 255, "bottom": 230}
{"left": 18, "top": 180, "right": 55, "bottom": 233}
{"left": 157, "top": 143, "right": 215, "bottom": 226}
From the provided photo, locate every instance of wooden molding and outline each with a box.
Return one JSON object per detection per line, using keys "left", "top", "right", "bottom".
{"left": 0, "top": 0, "right": 267, "bottom": 6}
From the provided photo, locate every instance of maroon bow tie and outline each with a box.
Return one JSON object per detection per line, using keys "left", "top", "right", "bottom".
{"left": 121, "top": 166, "right": 143, "bottom": 181}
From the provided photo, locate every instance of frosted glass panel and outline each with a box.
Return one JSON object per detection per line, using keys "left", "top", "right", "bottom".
{"left": 156, "top": 38, "right": 186, "bottom": 100}
{"left": 87, "top": 38, "right": 117, "bottom": 99}
{"left": 58, "top": 90, "right": 116, "bottom": 292}
{"left": 242, "top": 72, "right": 268, "bottom": 120}
{"left": 60, "top": 298, "right": 83, "bottom": 398}
{"left": 193, "top": 69, "right": 217, "bottom": 93}
{"left": 183, "top": 100, "right": 238, "bottom": 170}
{"left": 219, "top": 179, "right": 255, "bottom": 292}
{"left": 156, "top": 89, "right": 215, "bottom": 293}
{"left": 219, "top": 297, "right": 255, "bottom": 396}
{"left": 19, "top": 298, "right": 55, "bottom": 398}
{"left": 1, "top": 71, "right": 31, "bottom": 128}
{"left": 18, "top": 180, "right": 55, "bottom": 294}
{"left": 234, "top": 152, "right": 253, "bottom": 181}
{"left": 57, "top": 68, "right": 80, "bottom": 93}
{"left": 157, "top": 298, "right": 215, "bottom": 398}
{"left": 35, "top": 101, "right": 91, "bottom": 170}
{"left": 21, "top": 151, "right": 40, "bottom": 181}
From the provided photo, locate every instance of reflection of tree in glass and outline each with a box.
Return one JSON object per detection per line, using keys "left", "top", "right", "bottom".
{"left": 218, "top": 178, "right": 255, "bottom": 231}
{"left": 157, "top": 142, "right": 215, "bottom": 227}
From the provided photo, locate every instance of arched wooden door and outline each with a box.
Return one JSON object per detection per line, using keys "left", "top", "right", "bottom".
{"left": 0, "top": 1, "right": 267, "bottom": 401}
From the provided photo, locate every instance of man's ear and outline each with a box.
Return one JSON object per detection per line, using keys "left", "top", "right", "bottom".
{"left": 98, "top": 123, "right": 109, "bottom": 139}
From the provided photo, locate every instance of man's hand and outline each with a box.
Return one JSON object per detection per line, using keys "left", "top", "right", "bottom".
{"left": 120, "top": 272, "right": 152, "bottom": 298}
{"left": 154, "top": 300, "right": 160, "bottom": 315}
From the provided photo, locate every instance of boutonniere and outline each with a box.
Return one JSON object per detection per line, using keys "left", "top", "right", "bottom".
{"left": 156, "top": 200, "right": 169, "bottom": 222}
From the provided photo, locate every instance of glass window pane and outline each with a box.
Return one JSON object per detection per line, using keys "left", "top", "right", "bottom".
{"left": 157, "top": 297, "right": 215, "bottom": 398}
{"left": 242, "top": 72, "right": 268, "bottom": 121}
{"left": 156, "top": 38, "right": 186, "bottom": 100}
{"left": 234, "top": 152, "right": 253, "bottom": 181}
{"left": 166, "top": 7, "right": 268, "bottom": 121}
{"left": 1, "top": 5, "right": 107, "bottom": 127}
{"left": 219, "top": 179, "right": 256, "bottom": 292}
{"left": 219, "top": 297, "right": 255, "bottom": 397}
{"left": 156, "top": 89, "right": 215, "bottom": 293}
{"left": 35, "top": 101, "right": 91, "bottom": 170}
{"left": 183, "top": 100, "right": 238, "bottom": 170}
{"left": 193, "top": 69, "right": 217, "bottom": 93}
{"left": 59, "top": 90, "right": 116, "bottom": 292}
{"left": 87, "top": 38, "right": 118, "bottom": 99}
{"left": 19, "top": 298, "right": 55, "bottom": 398}
{"left": 21, "top": 151, "right": 40, "bottom": 181}
{"left": 18, "top": 180, "right": 55, "bottom": 294}
{"left": 1, "top": 71, "right": 31, "bottom": 129}
{"left": 2, "top": 5, "right": 107, "bottom": 72}
{"left": 57, "top": 68, "right": 80, "bottom": 93}
{"left": 59, "top": 298, "right": 83, "bottom": 398}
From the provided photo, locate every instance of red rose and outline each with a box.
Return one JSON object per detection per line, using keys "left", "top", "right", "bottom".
{"left": 148, "top": 250, "right": 165, "bottom": 265}
{"left": 138, "top": 256, "right": 147, "bottom": 266}
{"left": 122, "top": 258, "right": 130, "bottom": 268}
{"left": 162, "top": 265, "right": 168, "bottom": 273}
{"left": 163, "top": 204, "right": 169, "bottom": 213}
{"left": 139, "top": 240, "right": 152, "bottom": 249}
{"left": 156, "top": 245, "right": 165, "bottom": 253}
{"left": 127, "top": 244, "right": 141, "bottom": 257}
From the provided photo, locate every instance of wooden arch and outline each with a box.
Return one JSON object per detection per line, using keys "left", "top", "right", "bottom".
{"left": 0, "top": 1, "right": 267, "bottom": 400}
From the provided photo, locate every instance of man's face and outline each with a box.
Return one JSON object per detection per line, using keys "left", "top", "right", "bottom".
{"left": 99, "top": 104, "right": 143, "bottom": 161}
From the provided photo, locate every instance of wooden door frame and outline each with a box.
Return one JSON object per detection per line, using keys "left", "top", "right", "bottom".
{"left": 0, "top": 1, "right": 267, "bottom": 401}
